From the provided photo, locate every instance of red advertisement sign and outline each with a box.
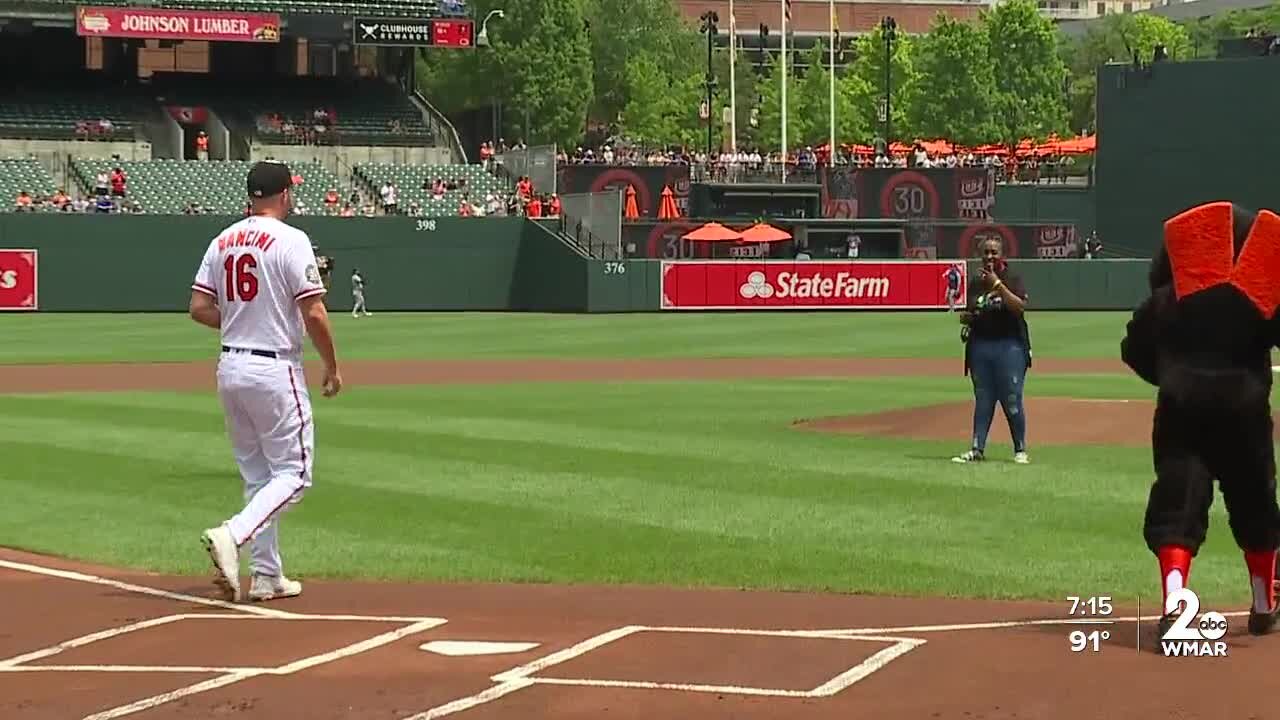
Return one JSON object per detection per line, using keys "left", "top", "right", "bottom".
{"left": 0, "top": 250, "right": 38, "bottom": 311}
{"left": 76, "top": 6, "right": 281, "bottom": 43}
{"left": 660, "top": 260, "right": 966, "bottom": 310}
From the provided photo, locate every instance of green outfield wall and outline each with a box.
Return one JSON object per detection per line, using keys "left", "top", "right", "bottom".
{"left": 0, "top": 214, "right": 1145, "bottom": 312}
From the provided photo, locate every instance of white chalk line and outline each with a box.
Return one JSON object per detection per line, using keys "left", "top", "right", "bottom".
{"left": 0, "top": 558, "right": 445, "bottom": 623}
{"left": 0, "top": 614, "right": 189, "bottom": 668}
{"left": 0, "top": 559, "right": 287, "bottom": 618}
{"left": 402, "top": 679, "right": 536, "bottom": 720}
{"left": 3, "top": 556, "right": 1246, "bottom": 718}
{"left": 0, "top": 558, "right": 449, "bottom": 720}
{"left": 412, "top": 628, "right": 923, "bottom": 718}
{"left": 0, "top": 664, "right": 268, "bottom": 673}
{"left": 82, "top": 619, "right": 445, "bottom": 720}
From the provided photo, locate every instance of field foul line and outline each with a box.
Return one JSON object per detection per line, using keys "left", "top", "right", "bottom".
{"left": 0, "top": 559, "right": 286, "bottom": 618}
{"left": 0, "top": 664, "right": 268, "bottom": 673}
{"left": 0, "top": 558, "right": 444, "bottom": 623}
{"left": 82, "top": 619, "right": 444, "bottom": 720}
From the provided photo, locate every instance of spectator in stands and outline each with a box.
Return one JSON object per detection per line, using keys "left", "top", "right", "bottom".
{"left": 196, "top": 131, "right": 210, "bottom": 161}
{"left": 480, "top": 142, "right": 493, "bottom": 170}
{"left": 94, "top": 193, "right": 114, "bottom": 213}
{"left": 362, "top": 200, "right": 377, "bottom": 218}
{"left": 71, "top": 194, "right": 90, "bottom": 212}
{"left": 340, "top": 203, "right": 356, "bottom": 217}
{"left": 407, "top": 200, "right": 422, "bottom": 216}
{"left": 485, "top": 193, "right": 502, "bottom": 216}
{"left": 50, "top": 188, "right": 69, "bottom": 210}
{"left": 93, "top": 170, "right": 110, "bottom": 197}
{"left": 380, "top": 181, "right": 398, "bottom": 215}
{"left": 497, "top": 138, "right": 509, "bottom": 154}
{"left": 459, "top": 195, "right": 473, "bottom": 217}
{"left": 14, "top": 191, "right": 34, "bottom": 212}
{"left": 515, "top": 176, "right": 532, "bottom": 201}
{"left": 323, "top": 188, "right": 340, "bottom": 214}
{"left": 548, "top": 193, "right": 561, "bottom": 217}
{"left": 109, "top": 167, "right": 127, "bottom": 199}
{"left": 527, "top": 195, "right": 543, "bottom": 218}
{"left": 431, "top": 179, "right": 446, "bottom": 200}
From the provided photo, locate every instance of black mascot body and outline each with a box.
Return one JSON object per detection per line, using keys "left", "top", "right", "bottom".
{"left": 1120, "top": 201, "right": 1280, "bottom": 649}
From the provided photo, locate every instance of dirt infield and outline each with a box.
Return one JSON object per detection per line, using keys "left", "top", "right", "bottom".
{"left": 0, "top": 356, "right": 1128, "bottom": 394}
{"left": 794, "top": 397, "right": 1176, "bottom": 447}
{"left": 1, "top": 547, "right": 1275, "bottom": 720}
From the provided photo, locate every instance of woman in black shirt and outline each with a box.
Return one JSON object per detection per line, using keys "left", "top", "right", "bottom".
{"left": 954, "top": 238, "right": 1032, "bottom": 464}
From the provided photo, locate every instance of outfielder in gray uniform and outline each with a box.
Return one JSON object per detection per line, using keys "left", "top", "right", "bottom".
{"left": 352, "top": 268, "right": 371, "bottom": 318}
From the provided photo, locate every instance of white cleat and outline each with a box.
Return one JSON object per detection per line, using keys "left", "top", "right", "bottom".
{"left": 249, "top": 574, "right": 303, "bottom": 602}
{"left": 1013, "top": 451, "right": 1030, "bottom": 464}
{"left": 201, "top": 525, "right": 240, "bottom": 602}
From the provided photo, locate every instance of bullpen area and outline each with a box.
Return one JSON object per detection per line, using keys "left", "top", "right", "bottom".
{"left": 1, "top": 311, "right": 1275, "bottom": 719}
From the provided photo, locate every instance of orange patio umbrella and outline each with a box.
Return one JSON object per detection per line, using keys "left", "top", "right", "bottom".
{"left": 682, "top": 222, "right": 743, "bottom": 242}
{"left": 623, "top": 184, "right": 640, "bottom": 219}
{"left": 738, "top": 222, "right": 792, "bottom": 243}
{"left": 658, "top": 185, "right": 680, "bottom": 220}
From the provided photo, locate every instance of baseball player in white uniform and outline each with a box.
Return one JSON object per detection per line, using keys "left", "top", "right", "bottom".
{"left": 351, "top": 267, "right": 371, "bottom": 317}
{"left": 189, "top": 161, "right": 342, "bottom": 603}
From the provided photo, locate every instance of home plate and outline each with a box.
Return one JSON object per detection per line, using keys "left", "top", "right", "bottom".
{"left": 420, "top": 640, "right": 541, "bottom": 656}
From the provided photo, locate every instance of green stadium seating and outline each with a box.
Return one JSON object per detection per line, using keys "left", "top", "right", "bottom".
{"left": 0, "top": 159, "right": 58, "bottom": 210}
{"left": 69, "top": 158, "right": 343, "bottom": 215}
{"left": 154, "top": 77, "right": 433, "bottom": 147}
{"left": 0, "top": 90, "right": 138, "bottom": 141}
{"left": 354, "top": 163, "right": 509, "bottom": 217}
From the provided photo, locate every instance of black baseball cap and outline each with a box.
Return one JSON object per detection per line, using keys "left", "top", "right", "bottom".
{"left": 247, "top": 160, "right": 296, "bottom": 199}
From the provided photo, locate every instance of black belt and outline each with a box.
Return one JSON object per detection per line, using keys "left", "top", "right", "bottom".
{"left": 222, "top": 345, "right": 277, "bottom": 359}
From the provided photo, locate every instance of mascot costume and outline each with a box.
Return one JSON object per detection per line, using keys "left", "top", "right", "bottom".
{"left": 1121, "top": 201, "right": 1280, "bottom": 649}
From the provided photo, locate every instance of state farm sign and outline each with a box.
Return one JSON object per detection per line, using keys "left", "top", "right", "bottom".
{"left": 661, "top": 260, "right": 965, "bottom": 310}
{"left": 0, "top": 249, "right": 38, "bottom": 311}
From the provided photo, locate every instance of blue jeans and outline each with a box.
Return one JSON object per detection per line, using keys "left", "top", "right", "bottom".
{"left": 968, "top": 336, "right": 1029, "bottom": 453}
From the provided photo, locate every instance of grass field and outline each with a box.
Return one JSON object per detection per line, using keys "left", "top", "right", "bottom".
{"left": 0, "top": 311, "right": 1261, "bottom": 606}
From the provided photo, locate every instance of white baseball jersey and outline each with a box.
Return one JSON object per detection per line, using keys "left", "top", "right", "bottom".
{"left": 191, "top": 215, "right": 326, "bottom": 355}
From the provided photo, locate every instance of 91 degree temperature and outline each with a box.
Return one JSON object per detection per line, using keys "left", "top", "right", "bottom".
{"left": 1069, "top": 629, "right": 1109, "bottom": 652}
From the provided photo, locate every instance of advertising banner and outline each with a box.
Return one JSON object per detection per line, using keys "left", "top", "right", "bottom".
{"left": 353, "top": 18, "right": 473, "bottom": 46}
{"left": 0, "top": 250, "right": 38, "bottom": 311}
{"left": 659, "top": 260, "right": 965, "bottom": 310}
{"left": 76, "top": 6, "right": 280, "bottom": 42}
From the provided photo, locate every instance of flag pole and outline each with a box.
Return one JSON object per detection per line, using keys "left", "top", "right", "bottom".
{"left": 729, "top": 0, "right": 737, "bottom": 155}
{"left": 829, "top": 0, "right": 836, "bottom": 166}
{"left": 780, "top": 0, "right": 788, "bottom": 182}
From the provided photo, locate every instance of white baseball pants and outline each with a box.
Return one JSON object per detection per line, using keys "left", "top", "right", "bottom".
{"left": 216, "top": 351, "right": 314, "bottom": 579}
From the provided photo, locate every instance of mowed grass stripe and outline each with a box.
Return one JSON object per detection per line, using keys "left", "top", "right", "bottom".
{"left": 0, "top": 311, "right": 1136, "bottom": 364}
{"left": 0, "top": 376, "right": 1252, "bottom": 602}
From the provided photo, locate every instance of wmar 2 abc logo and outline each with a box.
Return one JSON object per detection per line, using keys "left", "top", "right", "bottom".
{"left": 1160, "top": 588, "right": 1228, "bottom": 657}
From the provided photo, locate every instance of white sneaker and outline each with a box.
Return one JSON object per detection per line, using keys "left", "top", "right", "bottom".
{"left": 951, "top": 449, "right": 984, "bottom": 463}
{"left": 248, "top": 574, "right": 303, "bottom": 602}
{"left": 1014, "top": 451, "right": 1030, "bottom": 464}
{"left": 201, "top": 525, "right": 240, "bottom": 602}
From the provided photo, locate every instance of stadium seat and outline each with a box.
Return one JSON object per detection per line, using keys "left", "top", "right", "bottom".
{"left": 0, "top": 90, "right": 138, "bottom": 141}
{"left": 354, "top": 163, "right": 510, "bottom": 216}
{"left": 0, "top": 158, "right": 58, "bottom": 209}
{"left": 69, "top": 158, "right": 343, "bottom": 215}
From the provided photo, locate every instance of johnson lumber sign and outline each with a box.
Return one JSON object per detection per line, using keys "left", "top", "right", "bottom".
{"left": 76, "top": 6, "right": 281, "bottom": 42}
{"left": 660, "top": 260, "right": 966, "bottom": 310}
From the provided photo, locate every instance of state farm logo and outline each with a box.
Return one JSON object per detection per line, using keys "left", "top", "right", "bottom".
{"left": 740, "top": 270, "right": 890, "bottom": 300}
{"left": 740, "top": 271, "right": 775, "bottom": 299}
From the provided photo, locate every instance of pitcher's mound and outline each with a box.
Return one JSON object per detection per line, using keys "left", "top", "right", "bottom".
{"left": 794, "top": 397, "right": 1160, "bottom": 447}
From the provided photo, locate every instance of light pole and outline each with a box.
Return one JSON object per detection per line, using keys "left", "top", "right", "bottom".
{"left": 880, "top": 16, "right": 896, "bottom": 146}
{"left": 475, "top": 9, "right": 504, "bottom": 47}
{"left": 476, "top": 9, "right": 505, "bottom": 155}
{"left": 700, "top": 11, "right": 719, "bottom": 161}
